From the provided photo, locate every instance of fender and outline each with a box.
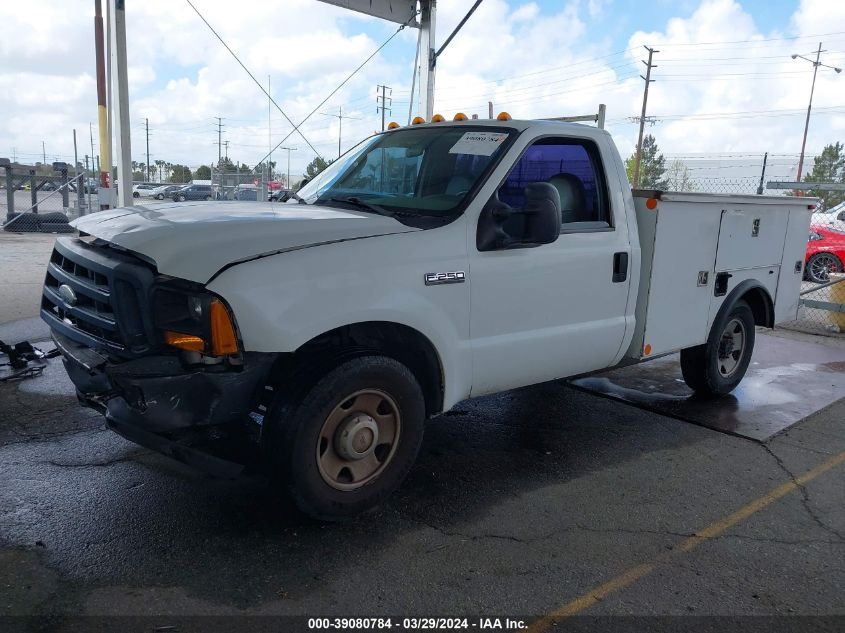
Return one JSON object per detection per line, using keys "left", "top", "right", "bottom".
{"left": 711, "top": 278, "right": 774, "bottom": 332}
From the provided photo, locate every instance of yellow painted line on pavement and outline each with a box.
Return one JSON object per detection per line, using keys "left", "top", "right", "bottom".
{"left": 530, "top": 448, "right": 845, "bottom": 632}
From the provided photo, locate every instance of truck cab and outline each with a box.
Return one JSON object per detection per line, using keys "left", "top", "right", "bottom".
{"left": 43, "top": 117, "right": 811, "bottom": 519}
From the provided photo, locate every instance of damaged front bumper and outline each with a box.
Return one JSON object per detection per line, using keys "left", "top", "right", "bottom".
{"left": 53, "top": 332, "right": 275, "bottom": 476}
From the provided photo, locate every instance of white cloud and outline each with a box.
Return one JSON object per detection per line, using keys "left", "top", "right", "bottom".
{"left": 0, "top": 0, "right": 843, "bottom": 182}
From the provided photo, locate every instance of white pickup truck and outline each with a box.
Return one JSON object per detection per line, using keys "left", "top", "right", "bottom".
{"left": 42, "top": 117, "right": 813, "bottom": 519}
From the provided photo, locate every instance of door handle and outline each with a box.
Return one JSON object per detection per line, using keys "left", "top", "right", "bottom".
{"left": 612, "top": 252, "right": 628, "bottom": 283}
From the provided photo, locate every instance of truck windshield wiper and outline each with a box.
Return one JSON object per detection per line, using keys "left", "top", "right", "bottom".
{"left": 327, "top": 196, "right": 395, "bottom": 218}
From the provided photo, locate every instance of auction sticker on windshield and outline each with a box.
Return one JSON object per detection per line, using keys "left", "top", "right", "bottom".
{"left": 448, "top": 132, "right": 509, "bottom": 156}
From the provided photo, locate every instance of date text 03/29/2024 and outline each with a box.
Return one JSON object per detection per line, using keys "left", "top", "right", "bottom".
{"left": 307, "top": 617, "right": 528, "bottom": 630}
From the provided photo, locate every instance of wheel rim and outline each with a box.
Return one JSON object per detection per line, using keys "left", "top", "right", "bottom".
{"left": 717, "top": 317, "right": 746, "bottom": 377}
{"left": 316, "top": 389, "right": 401, "bottom": 491}
{"left": 810, "top": 254, "right": 839, "bottom": 282}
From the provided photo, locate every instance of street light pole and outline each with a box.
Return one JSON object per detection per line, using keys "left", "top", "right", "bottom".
{"left": 280, "top": 146, "right": 297, "bottom": 189}
{"left": 792, "top": 42, "right": 842, "bottom": 185}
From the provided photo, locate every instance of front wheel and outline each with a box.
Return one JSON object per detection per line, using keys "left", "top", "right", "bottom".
{"left": 680, "top": 300, "right": 755, "bottom": 397}
{"left": 132, "top": 192, "right": 140, "bottom": 198}
{"left": 178, "top": 194, "right": 186, "bottom": 202}
{"left": 263, "top": 356, "right": 425, "bottom": 521}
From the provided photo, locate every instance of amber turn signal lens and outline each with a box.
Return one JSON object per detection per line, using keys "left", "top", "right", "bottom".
{"left": 164, "top": 331, "right": 206, "bottom": 353}
{"left": 387, "top": 121, "right": 400, "bottom": 130}
{"left": 210, "top": 299, "right": 239, "bottom": 356}
{"left": 496, "top": 111, "right": 512, "bottom": 121}
{"left": 411, "top": 116, "right": 426, "bottom": 125}
{"left": 453, "top": 112, "right": 468, "bottom": 121}
{"left": 431, "top": 113, "right": 445, "bottom": 122}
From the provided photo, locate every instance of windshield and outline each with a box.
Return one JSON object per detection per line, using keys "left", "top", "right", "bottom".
{"left": 296, "top": 126, "right": 515, "bottom": 217}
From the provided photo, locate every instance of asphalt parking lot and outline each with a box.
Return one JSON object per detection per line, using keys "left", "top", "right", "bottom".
{"left": 1, "top": 312, "right": 844, "bottom": 630}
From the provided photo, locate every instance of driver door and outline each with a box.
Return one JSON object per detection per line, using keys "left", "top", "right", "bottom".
{"left": 468, "top": 136, "right": 632, "bottom": 396}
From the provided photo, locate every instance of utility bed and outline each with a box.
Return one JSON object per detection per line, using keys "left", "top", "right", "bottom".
{"left": 627, "top": 191, "right": 814, "bottom": 360}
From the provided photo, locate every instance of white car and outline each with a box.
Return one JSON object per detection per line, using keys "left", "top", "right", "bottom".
{"left": 811, "top": 201, "right": 845, "bottom": 230}
{"left": 132, "top": 183, "right": 158, "bottom": 198}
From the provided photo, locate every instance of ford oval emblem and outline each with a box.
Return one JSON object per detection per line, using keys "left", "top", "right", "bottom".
{"left": 58, "top": 284, "right": 78, "bottom": 306}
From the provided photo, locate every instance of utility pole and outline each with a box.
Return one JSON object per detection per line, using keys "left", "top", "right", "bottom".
{"left": 89, "top": 123, "right": 96, "bottom": 181}
{"left": 377, "top": 85, "right": 392, "bottom": 131}
{"left": 488, "top": 102, "right": 493, "bottom": 119}
{"left": 223, "top": 140, "right": 229, "bottom": 159}
{"left": 145, "top": 118, "right": 150, "bottom": 181}
{"left": 268, "top": 75, "right": 272, "bottom": 180}
{"left": 214, "top": 116, "right": 224, "bottom": 190}
{"left": 42, "top": 141, "right": 46, "bottom": 165}
{"left": 321, "top": 107, "right": 360, "bottom": 158}
{"left": 756, "top": 152, "right": 768, "bottom": 195}
{"left": 633, "top": 46, "right": 658, "bottom": 188}
{"left": 73, "top": 129, "right": 83, "bottom": 214}
{"left": 792, "top": 42, "right": 842, "bottom": 185}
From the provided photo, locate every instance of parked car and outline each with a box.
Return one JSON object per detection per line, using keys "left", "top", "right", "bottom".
{"left": 811, "top": 201, "right": 845, "bottom": 232}
{"left": 171, "top": 184, "right": 213, "bottom": 201}
{"left": 151, "top": 184, "right": 182, "bottom": 200}
{"left": 806, "top": 224, "right": 845, "bottom": 283}
{"left": 43, "top": 118, "right": 812, "bottom": 520}
{"left": 236, "top": 188, "right": 258, "bottom": 201}
{"left": 132, "top": 183, "right": 158, "bottom": 198}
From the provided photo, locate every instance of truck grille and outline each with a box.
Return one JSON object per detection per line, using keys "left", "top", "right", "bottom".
{"left": 41, "top": 238, "right": 156, "bottom": 357}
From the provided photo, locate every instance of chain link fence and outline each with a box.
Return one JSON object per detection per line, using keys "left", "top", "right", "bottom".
{"left": 780, "top": 276, "right": 845, "bottom": 336}
{"left": 0, "top": 162, "right": 91, "bottom": 234}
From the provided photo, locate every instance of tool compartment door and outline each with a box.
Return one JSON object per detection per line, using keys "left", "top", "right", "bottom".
{"left": 715, "top": 207, "right": 790, "bottom": 271}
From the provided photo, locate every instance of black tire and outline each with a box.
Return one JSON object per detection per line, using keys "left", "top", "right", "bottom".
{"left": 263, "top": 356, "right": 425, "bottom": 521}
{"left": 133, "top": 192, "right": 140, "bottom": 198}
{"left": 36, "top": 212, "right": 70, "bottom": 223}
{"left": 681, "top": 299, "right": 755, "bottom": 397}
{"left": 806, "top": 252, "right": 843, "bottom": 284}
{"left": 178, "top": 194, "right": 186, "bottom": 202}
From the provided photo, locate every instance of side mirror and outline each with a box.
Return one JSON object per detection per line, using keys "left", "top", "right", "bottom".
{"left": 837, "top": 210, "right": 845, "bottom": 221}
{"left": 477, "top": 182, "right": 561, "bottom": 251}
{"left": 521, "top": 182, "right": 561, "bottom": 245}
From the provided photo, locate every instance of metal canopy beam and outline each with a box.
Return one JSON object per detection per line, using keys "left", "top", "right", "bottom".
{"left": 317, "top": 0, "right": 417, "bottom": 25}
{"left": 767, "top": 181, "right": 845, "bottom": 191}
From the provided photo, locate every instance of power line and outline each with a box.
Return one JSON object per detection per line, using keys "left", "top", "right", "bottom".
{"left": 183, "top": 0, "right": 319, "bottom": 155}
{"left": 252, "top": 15, "right": 413, "bottom": 168}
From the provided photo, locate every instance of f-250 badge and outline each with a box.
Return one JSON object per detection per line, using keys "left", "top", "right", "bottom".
{"left": 424, "top": 271, "right": 466, "bottom": 286}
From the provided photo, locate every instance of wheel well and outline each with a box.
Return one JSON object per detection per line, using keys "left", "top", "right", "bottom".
{"left": 739, "top": 286, "right": 774, "bottom": 328}
{"left": 277, "top": 322, "right": 444, "bottom": 416}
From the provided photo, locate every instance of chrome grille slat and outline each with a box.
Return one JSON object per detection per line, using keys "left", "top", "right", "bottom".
{"left": 41, "top": 238, "right": 158, "bottom": 356}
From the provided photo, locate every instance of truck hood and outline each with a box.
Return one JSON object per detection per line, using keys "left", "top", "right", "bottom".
{"left": 72, "top": 201, "right": 420, "bottom": 283}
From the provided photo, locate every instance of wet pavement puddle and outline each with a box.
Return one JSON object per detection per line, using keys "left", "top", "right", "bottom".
{"left": 570, "top": 333, "right": 845, "bottom": 441}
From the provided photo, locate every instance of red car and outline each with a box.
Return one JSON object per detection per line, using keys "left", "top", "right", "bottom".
{"left": 806, "top": 224, "right": 845, "bottom": 283}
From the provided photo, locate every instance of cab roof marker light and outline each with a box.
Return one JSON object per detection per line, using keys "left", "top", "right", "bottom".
{"left": 431, "top": 114, "right": 445, "bottom": 122}
{"left": 387, "top": 121, "right": 400, "bottom": 130}
{"left": 411, "top": 116, "right": 426, "bottom": 125}
{"left": 496, "top": 112, "right": 512, "bottom": 121}
{"left": 453, "top": 112, "right": 468, "bottom": 121}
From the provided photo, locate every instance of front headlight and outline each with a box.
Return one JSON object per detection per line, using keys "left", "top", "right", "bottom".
{"left": 153, "top": 286, "right": 239, "bottom": 357}
{"left": 809, "top": 231, "right": 823, "bottom": 241}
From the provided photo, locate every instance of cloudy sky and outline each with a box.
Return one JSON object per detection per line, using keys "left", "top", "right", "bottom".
{"left": 1, "top": 0, "right": 844, "bottom": 185}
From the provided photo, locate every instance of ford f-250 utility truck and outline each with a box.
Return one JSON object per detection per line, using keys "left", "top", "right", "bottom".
{"left": 42, "top": 117, "right": 813, "bottom": 520}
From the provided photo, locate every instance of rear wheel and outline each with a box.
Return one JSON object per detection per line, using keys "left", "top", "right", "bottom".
{"left": 806, "top": 252, "right": 843, "bottom": 284}
{"left": 263, "top": 356, "right": 425, "bottom": 521}
{"left": 178, "top": 194, "right": 186, "bottom": 202}
{"left": 681, "top": 300, "right": 755, "bottom": 397}
{"left": 133, "top": 192, "right": 140, "bottom": 198}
